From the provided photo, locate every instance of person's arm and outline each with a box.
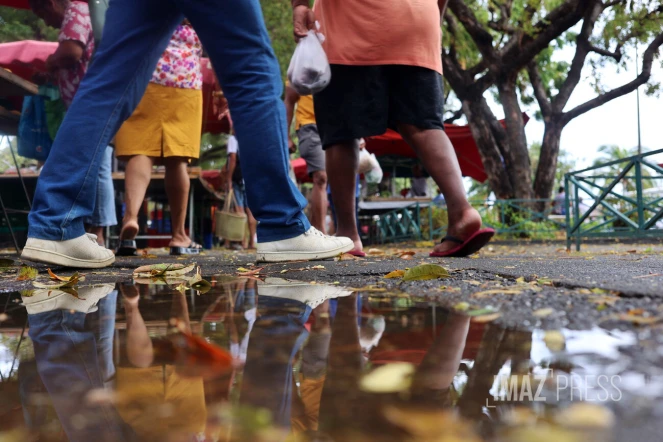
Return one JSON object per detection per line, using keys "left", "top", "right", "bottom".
{"left": 227, "top": 153, "right": 237, "bottom": 191}
{"left": 46, "top": 40, "right": 84, "bottom": 72}
{"left": 284, "top": 84, "right": 300, "bottom": 153}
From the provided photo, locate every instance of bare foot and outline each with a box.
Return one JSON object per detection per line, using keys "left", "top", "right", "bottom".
{"left": 337, "top": 232, "right": 363, "bottom": 255}
{"left": 119, "top": 219, "right": 139, "bottom": 241}
{"left": 433, "top": 207, "right": 483, "bottom": 254}
{"left": 169, "top": 232, "right": 193, "bottom": 248}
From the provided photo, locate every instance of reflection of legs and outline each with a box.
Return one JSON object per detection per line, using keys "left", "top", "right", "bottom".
{"left": 319, "top": 295, "right": 363, "bottom": 433}
{"left": 326, "top": 142, "right": 361, "bottom": 251}
{"left": 239, "top": 297, "right": 311, "bottom": 429}
{"left": 119, "top": 155, "right": 154, "bottom": 241}
{"left": 397, "top": 124, "right": 482, "bottom": 255}
{"left": 120, "top": 284, "right": 153, "bottom": 368}
{"left": 29, "top": 310, "right": 132, "bottom": 441}
{"left": 411, "top": 313, "right": 470, "bottom": 396}
{"left": 164, "top": 156, "right": 192, "bottom": 248}
{"left": 94, "top": 289, "right": 118, "bottom": 386}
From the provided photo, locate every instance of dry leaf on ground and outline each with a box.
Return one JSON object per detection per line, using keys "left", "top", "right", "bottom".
{"left": 33, "top": 272, "right": 84, "bottom": 289}
{"left": 543, "top": 330, "right": 566, "bottom": 351}
{"left": 472, "top": 289, "right": 522, "bottom": 298}
{"left": 134, "top": 263, "right": 195, "bottom": 278}
{"left": 237, "top": 267, "right": 264, "bottom": 276}
{"left": 402, "top": 264, "right": 449, "bottom": 281}
{"left": 384, "top": 270, "right": 405, "bottom": 279}
{"left": 367, "top": 248, "right": 385, "bottom": 256}
{"left": 533, "top": 308, "right": 554, "bottom": 318}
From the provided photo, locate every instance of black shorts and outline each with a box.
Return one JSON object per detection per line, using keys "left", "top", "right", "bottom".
{"left": 313, "top": 64, "right": 445, "bottom": 148}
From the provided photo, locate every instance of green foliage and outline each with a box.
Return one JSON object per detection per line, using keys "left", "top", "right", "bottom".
{"left": 260, "top": 0, "right": 296, "bottom": 81}
{"left": 0, "top": 6, "right": 58, "bottom": 42}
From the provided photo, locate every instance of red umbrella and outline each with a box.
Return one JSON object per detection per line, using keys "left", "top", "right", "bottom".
{"left": 0, "top": 40, "right": 230, "bottom": 134}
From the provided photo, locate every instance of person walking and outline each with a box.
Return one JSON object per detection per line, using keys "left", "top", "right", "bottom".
{"left": 115, "top": 22, "right": 204, "bottom": 256}
{"left": 21, "top": 0, "right": 353, "bottom": 268}
{"left": 28, "top": 0, "right": 117, "bottom": 247}
{"left": 284, "top": 83, "right": 328, "bottom": 233}
{"left": 225, "top": 129, "right": 257, "bottom": 250}
{"left": 291, "top": 0, "right": 494, "bottom": 257}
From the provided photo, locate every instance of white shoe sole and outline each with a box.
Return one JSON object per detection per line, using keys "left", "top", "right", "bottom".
{"left": 256, "top": 242, "right": 354, "bottom": 263}
{"left": 21, "top": 246, "right": 115, "bottom": 269}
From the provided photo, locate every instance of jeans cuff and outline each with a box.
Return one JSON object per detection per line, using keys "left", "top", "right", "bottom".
{"left": 28, "top": 224, "right": 87, "bottom": 241}
{"left": 256, "top": 214, "right": 310, "bottom": 243}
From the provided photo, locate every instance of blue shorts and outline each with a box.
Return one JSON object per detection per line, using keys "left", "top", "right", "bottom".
{"left": 233, "top": 181, "right": 247, "bottom": 208}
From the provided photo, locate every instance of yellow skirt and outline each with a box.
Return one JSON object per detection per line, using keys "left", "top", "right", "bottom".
{"left": 115, "top": 82, "right": 202, "bottom": 159}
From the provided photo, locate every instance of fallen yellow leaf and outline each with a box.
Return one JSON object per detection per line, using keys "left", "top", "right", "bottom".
{"left": 543, "top": 330, "right": 566, "bottom": 351}
{"left": 533, "top": 307, "right": 554, "bottom": 318}
{"left": 402, "top": 264, "right": 449, "bottom": 281}
{"left": 359, "top": 363, "right": 414, "bottom": 393}
{"left": 472, "top": 289, "right": 522, "bottom": 298}
{"left": 384, "top": 270, "right": 406, "bottom": 279}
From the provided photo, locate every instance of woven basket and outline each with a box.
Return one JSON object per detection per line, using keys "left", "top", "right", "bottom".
{"left": 215, "top": 189, "right": 247, "bottom": 241}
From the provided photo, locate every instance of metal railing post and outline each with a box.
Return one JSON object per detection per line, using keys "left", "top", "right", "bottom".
{"left": 635, "top": 159, "right": 645, "bottom": 231}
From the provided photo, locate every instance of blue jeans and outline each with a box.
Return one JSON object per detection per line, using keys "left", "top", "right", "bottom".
{"left": 240, "top": 296, "right": 311, "bottom": 430}
{"left": 28, "top": 292, "right": 134, "bottom": 442}
{"left": 84, "top": 146, "right": 118, "bottom": 227}
{"left": 233, "top": 181, "right": 248, "bottom": 208}
{"left": 28, "top": 0, "right": 310, "bottom": 243}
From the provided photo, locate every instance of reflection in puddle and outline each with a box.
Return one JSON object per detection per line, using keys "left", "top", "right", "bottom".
{"left": 0, "top": 277, "right": 660, "bottom": 441}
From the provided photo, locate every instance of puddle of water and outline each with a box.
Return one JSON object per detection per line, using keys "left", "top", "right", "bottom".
{"left": 0, "top": 276, "right": 660, "bottom": 441}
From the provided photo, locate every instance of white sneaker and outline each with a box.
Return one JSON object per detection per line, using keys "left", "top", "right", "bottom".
{"left": 21, "top": 284, "right": 115, "bottom": 315}
{"left": 256, "top": 227, "right": 353, "bottom": 262}
{"left": 258, "top": 277, "right": 353, "bottom": 309}
{"left": 22, "top": 233, "right": 115, "bottom": 268}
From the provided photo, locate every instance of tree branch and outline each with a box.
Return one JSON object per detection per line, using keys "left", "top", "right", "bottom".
{"left": 588, "top": 44, "right": 622, "bottom": 61}
{"left": 561, "top": 32, "right": 663, "bottom": 125}
{"left": 444, "top": 108, "right": 464, "bottom": 124}
{"left": 552, "top": 0, "right": 604, "bottom": 113}
{"left": 527, "top": 62, "right": 552, "bottom": 118}
{"left": 502, "top": 0, "right": 594, "bottom": 73}
{"left": 447, "top": 0, "right": 498, "bottom": 63}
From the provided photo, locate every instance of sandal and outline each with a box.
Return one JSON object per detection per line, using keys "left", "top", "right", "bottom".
{"left": 429, "top": 228, "right": 495, "bottom": 258}
{"left": 116, "top": 239, "right": 138, "bottom": 256}
{"left": 170, "top": 242, "right": 203, "bottom": 256}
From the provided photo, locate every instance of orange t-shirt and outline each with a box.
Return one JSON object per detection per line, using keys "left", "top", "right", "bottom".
{"left": 312, "top": 0, "right": 443, "bottom": 74}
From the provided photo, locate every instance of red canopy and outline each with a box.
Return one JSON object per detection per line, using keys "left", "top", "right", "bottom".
{"left": 366, "top": 126, "right": 489, "bottom": 182}
{"left": 0, "top": 0, "right": 29, "bottom": 8}
{"left": 0, "top": 40, "right": 230, "bottom": 133}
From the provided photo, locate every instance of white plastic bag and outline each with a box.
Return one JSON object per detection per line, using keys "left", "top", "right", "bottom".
{"left": 364, "top": 155, "right": 383, "bottom": 184}
{"left": 287, "top": 27, "right": 331, "bottom": 95}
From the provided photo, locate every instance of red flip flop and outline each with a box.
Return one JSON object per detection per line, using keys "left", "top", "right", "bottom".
{"left": 429, "top": 228, "right": 495, "bottom": 258}
{"left": 348, "top": 250, "right": 367, "bottom": 258}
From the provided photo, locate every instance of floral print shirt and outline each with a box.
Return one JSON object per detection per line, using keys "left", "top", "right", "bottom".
{"left": 57, "top": 1, "right": 94, "bottom": 108}
{"left": 150, "top": 24, "right": 203, "bottom": 90}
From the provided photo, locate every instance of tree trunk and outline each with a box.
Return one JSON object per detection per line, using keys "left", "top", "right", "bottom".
{"left": 462, "top": 98, "right": 514, "bottom": 199}
{"left": 534, "top": 121, "right": 563, "bottom": 201}
{"left": 496, "top": 78, "right": 535, "bottom": 200}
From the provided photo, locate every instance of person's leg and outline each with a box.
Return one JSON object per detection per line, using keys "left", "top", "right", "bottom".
{"left": 245, "top": 207, "right": 257, "bottom": 249}
{"left": 23, "top": 0, "right": 182, "bottom": 267}
{"left": 85, "top": 146, "right": 118, "bottom": 246}
{"left": 310, "top": 170, "right": 328, "bottom": 233}
{"left": 297, "top": 125, "right": 328, "bottom": 233}
{"left": 163, "top": 156, "right": 193, "bottom": 248}
{"left": 325, "top": 141, "right": 361, "bottom": 250}
{"left": 388, "top": 66, "right": 483, "bottom": 254}
{"left": 119, "top": 155, "right": 154, "bottom": 241}
{"left": 397, "top": 125, "right": 481, "bottom": 253}
{"left": 314, "top": 65, "right": 390, "bottom": 254}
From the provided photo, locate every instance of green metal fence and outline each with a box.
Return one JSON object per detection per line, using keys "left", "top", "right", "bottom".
{"left": 373, "top": 199, "right": 566, "bottom": 244}
{"left": 565, "top": 148, "right": 663, "bottom": 251}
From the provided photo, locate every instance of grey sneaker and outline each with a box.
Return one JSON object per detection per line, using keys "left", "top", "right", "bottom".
{"left": 257, "top": 278, "right": 353, "bottom": 309}
{"left": 22, "top": 233, "right": 115, "bottom": 268}
{"left": 257, "top": 227, "right": 353, "bottom": 262}
{"left": 21, "top": 284, "right": 115, "bottom": 315}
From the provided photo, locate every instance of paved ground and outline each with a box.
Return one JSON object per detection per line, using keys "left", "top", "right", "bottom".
{"left": 2, "top": 241, "right": 663, "bottom": 331}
